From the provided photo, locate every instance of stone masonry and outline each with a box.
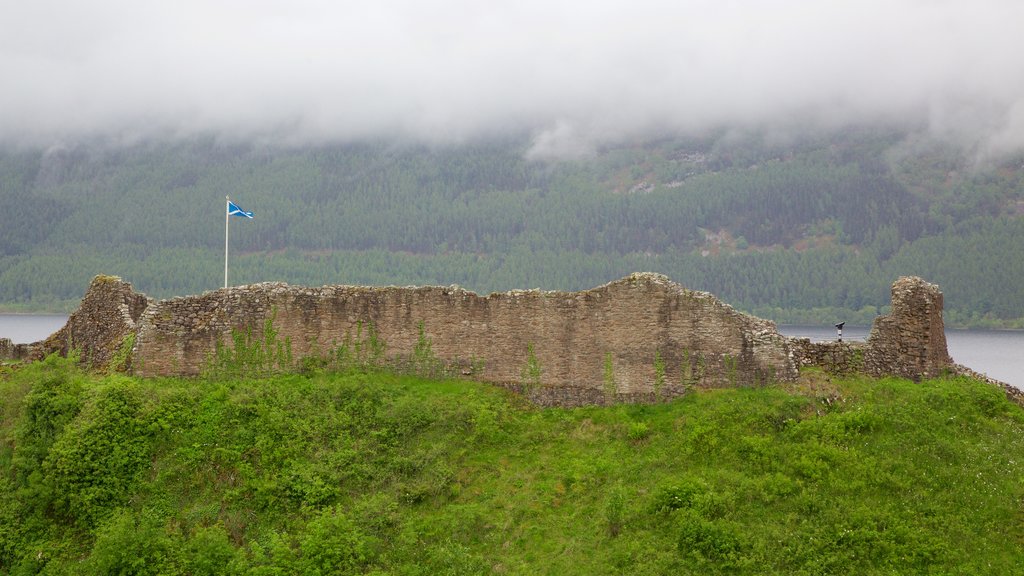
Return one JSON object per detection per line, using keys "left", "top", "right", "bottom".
{"left": 2, "top": 273, "right": 963, "bottom": 406}
{"left": 0, "top": 338, "right": 33, "bottom": 363}
{"left": 38, "top": 275, "right": 152, "bottom": 371}
{"left": 864, "top": 276, "right": 952, "bottom": 380}
{"left": 133, "top": 273, "right": 798, "bottom": 404}
{"left": 789, "top": 339, "right": 865, "bottom": 375}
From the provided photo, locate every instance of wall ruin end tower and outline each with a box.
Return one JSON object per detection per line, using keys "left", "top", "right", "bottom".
{"left": 864, "top": 276, "right": 953, "bottom": 380}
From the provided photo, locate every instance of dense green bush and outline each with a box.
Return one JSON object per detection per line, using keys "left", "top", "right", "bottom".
{"left": 44, "top": 377, "right": 151, "bottom": 527}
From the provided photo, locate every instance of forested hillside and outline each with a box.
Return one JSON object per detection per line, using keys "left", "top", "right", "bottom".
{"left": 1, "top": 130, "right": 1022, "bottom": 326}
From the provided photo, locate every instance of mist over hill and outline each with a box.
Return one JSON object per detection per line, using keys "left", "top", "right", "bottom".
{"left": 5, "top": 2, "right": 1024, "bottom": 160}
{"left": 4, "top": 1, "right": 1024, "bottom": 323}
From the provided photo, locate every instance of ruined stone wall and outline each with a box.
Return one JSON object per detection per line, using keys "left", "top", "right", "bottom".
{"left": 10, "top": 272, "right": 963, "bottom": 407}
{"left": 38, "top": 275, "right": 152, "bottom": 370}
{"left": 864, "top": 276, "right": 952, "bottom": 381}
{"left": 0, "top": 338, "right": 32, "bottom": 363}
{"left": 133, "top": 273, "right": 799, "bottom": 403}
{"left": 789, "top": 339, "right": 865, "bottom": 375}
{"left": 785, "top": 277, "right": 953, "bottom": 382}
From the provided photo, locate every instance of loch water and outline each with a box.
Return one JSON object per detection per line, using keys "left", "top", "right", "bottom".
{"left": 0, "top": 314, "right": 69, "bottom": 345}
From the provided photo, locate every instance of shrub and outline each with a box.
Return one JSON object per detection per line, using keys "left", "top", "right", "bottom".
{"left": 85, "top": 508, "right": 174, "bottom": 576}
{"left": 43, "top": 379, "right": 151, "bottom": 526}
{"left": 650, "top": 476, "right": 709, "bottom": 513}
{"left": 12, "top": 355, "right": 84, "bottom": 483}
{"left": 183, "top": 525, "right": 242, "bottom": 576}
{"left": 676, "top": 510, "right": 745, "bottom": 564}
{"left": 299, "top": 505, "right": 372, "bottom": 575}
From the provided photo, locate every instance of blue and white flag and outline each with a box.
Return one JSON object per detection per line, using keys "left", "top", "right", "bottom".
{"left": 227, "top": 200, "right": 254, "bottom": 219}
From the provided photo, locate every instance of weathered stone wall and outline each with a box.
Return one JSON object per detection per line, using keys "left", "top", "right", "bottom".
{"left": 133, "top": 273, "right": 799, "bottom": 403}
{"left": 0, "top": 338, "right": 32, "bottom": 363}
{"left": 864, "top": 276, "right": 952, "bottom": 381}
{"left": 9, "top": 272, "right": 966, "bottom": 406}
{"left": 39, "top": 275, "right": 152, "bottom": 370}
{"left": 789, "top": 339, "right": 865, "bottom": 375}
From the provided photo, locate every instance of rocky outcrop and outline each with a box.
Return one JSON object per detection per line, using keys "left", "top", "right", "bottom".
{"left": 38, "top": 275, "right": 152, "bottom": 370}
{"left": 863, "top": 276, "right": 952, "bottom": 381}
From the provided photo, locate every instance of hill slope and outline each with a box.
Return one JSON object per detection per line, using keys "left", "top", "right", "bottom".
{"left": 2, "top": 357, "right": 1023, "bottom": 574}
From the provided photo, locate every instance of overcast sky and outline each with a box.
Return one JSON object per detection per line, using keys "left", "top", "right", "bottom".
{"left": 3, "top": 0, "right": 1024, "bottom": 157}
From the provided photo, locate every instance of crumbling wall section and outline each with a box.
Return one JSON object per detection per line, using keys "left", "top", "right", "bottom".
{"left": 789, "top": 339, "right": 865, "bottom": 375}
{"left": 133, "top": 273, "right": 799, "bottom": 403}
{"left": 16, "top": 273, "right": 960, "bottom": 406}
{"left": 0, "top": 338, "right": 34, "bottom": 362}
{"left": 39, "top": 275, "right": 152, "bottom": 370}
{"left": 864, "top": 276, "right": 952, "bottom": 381}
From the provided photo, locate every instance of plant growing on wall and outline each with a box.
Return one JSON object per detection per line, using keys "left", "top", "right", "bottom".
{"left": 411, "top": 321, "right": 446, "bottom": 379}
{"left": 720, "top": 354, "right": 737, "bottom": 385}
{"left": 521, "top": 343, "right": 543, "bottom": 392}
{"left": 681, "top": 350, "right": 706, "bottom": 391}
{"left": 109, "top": 333, "right": 135, "bottom": 374}
{"left": 204, "top": 310, "right": 293, "bottom": 379}
{"left": 723, "top": 354, "right": 738, "bottom": 387}
{"left": 680, "top": 350, "right": 692, "bottom": 391}
{"left": 329, "top": 320, "right": 387, "bottom": 373}
{"left": 653, "top": 350, "right": 666, "bottom": 400}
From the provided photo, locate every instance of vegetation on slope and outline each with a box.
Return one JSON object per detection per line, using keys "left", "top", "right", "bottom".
{"left": 1, "top": 130, "right": 1023, "bottom": 325}
{"left": 2, "top": 355, "right": 1023, "bottom": 574}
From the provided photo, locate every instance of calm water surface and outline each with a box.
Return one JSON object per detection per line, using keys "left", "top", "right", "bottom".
{"left": 2, "top": 316, "right": 1021, "bottom": 389}
{"left": 0, "top": 314, "right": 69, "bottom": 344}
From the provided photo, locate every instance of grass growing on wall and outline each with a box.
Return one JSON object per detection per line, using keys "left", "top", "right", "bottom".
{"left": 1, "top": 356, "right": 1024, "bottom": 574}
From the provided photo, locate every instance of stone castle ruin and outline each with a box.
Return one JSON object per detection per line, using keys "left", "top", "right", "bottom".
{"left": 1, "top": 273, "right": 958, "bottom": 407}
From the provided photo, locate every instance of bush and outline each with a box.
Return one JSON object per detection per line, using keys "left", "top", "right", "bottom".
{"left": 12, "top": 355, "right": 84, "bottom": 485}
{"left": 299, "top": 505, "right": 372, "bottom": 575}
{"left": 650, "top": 476, "right": 709, "bottom": 513}
{"left": 85, "top": 508, "right": 174, "bottom": 576}
{"left": 183, "top": 525, "right": 242, "bottom": 576}
{"left": 675, "top": 510, "right": 746, "bottom": 564}
{"left": 626, "top": 421, "right": 651, "bottom": 443}
{"left": 43, "top": 379, "right": 151, "bottom": 526}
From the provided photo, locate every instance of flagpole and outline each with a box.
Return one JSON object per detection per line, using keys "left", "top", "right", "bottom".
{"left": 224, "top": 195, "right": 230, "bottom": 289}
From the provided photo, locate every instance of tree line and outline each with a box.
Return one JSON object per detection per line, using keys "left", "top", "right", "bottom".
{"left": 0, "top": 132, "right": 1021, "bottom": 325}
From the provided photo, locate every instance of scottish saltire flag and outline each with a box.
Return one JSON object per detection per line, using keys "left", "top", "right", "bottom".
{"left": 227, "top": 200, "right": 254, "bottom": 219}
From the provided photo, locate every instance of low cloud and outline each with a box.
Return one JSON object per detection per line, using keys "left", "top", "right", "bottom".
{"left": 3, "top": 0, "right": 1024, "bottom": 157}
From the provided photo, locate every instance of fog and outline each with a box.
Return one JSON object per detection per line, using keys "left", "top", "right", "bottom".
{"left": 3, "top": 0, "right": 1024, "bottom": 157}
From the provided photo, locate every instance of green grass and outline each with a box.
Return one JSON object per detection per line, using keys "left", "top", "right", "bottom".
{"left": 2, "top": 356, "right": 1024, "bottom": 574}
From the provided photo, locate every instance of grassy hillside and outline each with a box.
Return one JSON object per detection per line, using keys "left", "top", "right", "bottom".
{"left": 1, "top": 131, "right": 1023, "bottom": 326}
{"left": 2, "top": 356, "right": 1023, "bottom": 574}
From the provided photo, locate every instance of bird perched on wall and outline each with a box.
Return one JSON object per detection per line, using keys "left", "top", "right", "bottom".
{"left": 835, "top": 322, "right": 845, "bottom": 342}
